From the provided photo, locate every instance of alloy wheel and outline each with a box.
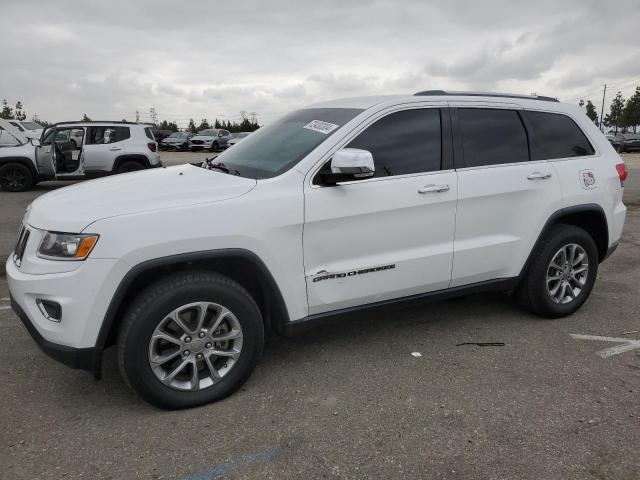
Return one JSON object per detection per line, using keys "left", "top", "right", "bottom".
{"left": 148, "top": 301, "right": 243, "bottom": 391}
{"left": 546, "top": 243, "right": 589, "bottom": 304}
{"left": 1, "top": 166, "right": 27, "bottom": 189}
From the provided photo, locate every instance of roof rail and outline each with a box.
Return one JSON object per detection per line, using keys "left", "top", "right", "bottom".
{"left": 49, "top": 120, "right": 142, "bottom": 127}
{"left": 413, "top": 90, "right": 559, "bottom": 102}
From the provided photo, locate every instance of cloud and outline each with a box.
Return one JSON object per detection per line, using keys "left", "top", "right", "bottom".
{"left": 0, "top": 0, "right": 638, "bottom": 126}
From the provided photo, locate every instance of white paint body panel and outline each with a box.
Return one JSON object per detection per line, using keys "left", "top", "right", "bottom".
{"left": 304, "top": 170, "right": 457, "bottom": 314}
{"left": 451, "top": 160, "right": 562, "bottom": 286}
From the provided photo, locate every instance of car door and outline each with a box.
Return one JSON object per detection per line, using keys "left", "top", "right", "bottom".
{"left": 449, "top": 105, "right": 563, "bottom": 287}
{"left": 83, "top": 126, "right": 124, "bottom": 172}
{"left": 303, "top": 107, "right": 457, "bottom": 315}
{"left": 35, "top": 128, "right": 56, "bottom": 177}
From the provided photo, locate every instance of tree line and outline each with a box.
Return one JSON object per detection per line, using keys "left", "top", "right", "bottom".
{"left": 580, "top": 86, "right": 640, "bottom": 134}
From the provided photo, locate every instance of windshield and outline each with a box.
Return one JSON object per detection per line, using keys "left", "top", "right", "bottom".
{"left": 212, "top": 108, "right": 362, "bottom": 178}
{"left": 168, "top": 132, "right": 187, "bottom": 138}
{"left": 20, "top": 121, "right": 42, "bottom": 130}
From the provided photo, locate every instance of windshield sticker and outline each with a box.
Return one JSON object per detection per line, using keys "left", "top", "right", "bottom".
{"left": 303, "top": 120, "right": 340, "bottom": 135}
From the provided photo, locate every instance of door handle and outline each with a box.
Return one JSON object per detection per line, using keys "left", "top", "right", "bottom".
{"left": 527, "top": 171, "right": 552, "bottom": 180}
{"left": 418, "top": 184, "right": 450, "bottom": 194}
{"left": 109, "top": 146, "right": 122, "bottom": 151}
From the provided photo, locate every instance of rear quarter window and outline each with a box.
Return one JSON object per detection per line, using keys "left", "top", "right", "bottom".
{"left": 144, "top": 127, "right": 155, "bottom": 140}
{"left": 525, "top": 111, "right": 595, "bottom": 160}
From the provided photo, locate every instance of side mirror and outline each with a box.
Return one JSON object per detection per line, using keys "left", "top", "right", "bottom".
{"left": 31, "top": 138, "right": 40, "bottom": 146}
{"left": 319, "top": 148, "right": 375, "bottom": 185}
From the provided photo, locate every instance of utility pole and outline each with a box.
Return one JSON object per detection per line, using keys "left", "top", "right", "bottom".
{"left": 250, "top": 112, "right": 257, "bottom": 123}
{"left": 135, "top": 110, "right": 140, "bottom": 123}
{"left": 239, "top": 110, "right": 247, "bottom": 121}
{"left": 599, "top": 84, "right": 607, "bottom": 132}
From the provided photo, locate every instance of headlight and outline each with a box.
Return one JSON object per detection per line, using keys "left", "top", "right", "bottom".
{"left": 37, "top": 232, "right": 99, "bottom": 260}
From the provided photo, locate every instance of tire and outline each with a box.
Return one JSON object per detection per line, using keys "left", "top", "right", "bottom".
{"left": 117, "top": 271, "right": 264, "bottom": 409}
{"left": 517, "top": 224, "right": 598, "bottom": 318}
{"left": 116, "top": 160, "right": 145, "bottom": 174}
{"left": 615, "top": 144, "right": 624, "bottom": 153}
{"left": 209, "top": 141, "right": 219, "bottom": 152}
{"left": 0, "top": 163, "right": 34, "bottom": 192}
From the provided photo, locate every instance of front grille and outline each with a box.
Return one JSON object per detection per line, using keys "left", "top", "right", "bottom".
{"left": 191, "top": 140, "right": 203, "bottom": 145}
{"left": 13, "top": 225, "right": 30, "bottom": 267}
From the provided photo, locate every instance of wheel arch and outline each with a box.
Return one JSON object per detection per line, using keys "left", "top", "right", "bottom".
{"left": 0, "top": 156, "right": 38, "bottom": 177}
{"left": 112, "top": 154, "right": 151, "bottom": 172}
{"left": 96, "top": 249, "right": 290, "bottom": 355}
{"left": 519, "top": 204, "right": 609, "bottom": 279}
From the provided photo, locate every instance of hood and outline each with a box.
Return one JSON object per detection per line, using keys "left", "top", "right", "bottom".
{"left": 191, "top": 134, "right": 216, "bottom": 140}
{"left": 26, "top": 164, "right": 257, "bottom": 232}
{"left": 161, "top": 137, "right": 184, "bottom": 143}
{"left": 0, "top": 118, "right": 29, "bottom": 144}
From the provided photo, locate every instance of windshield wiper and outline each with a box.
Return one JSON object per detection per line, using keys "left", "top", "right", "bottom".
{"left": 208, "top": 161, "right": 241, "bottom": 176}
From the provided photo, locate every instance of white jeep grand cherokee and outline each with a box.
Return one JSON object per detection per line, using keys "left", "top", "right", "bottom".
{"left": 8, "top": 91, "right": 627, "bottom": 409}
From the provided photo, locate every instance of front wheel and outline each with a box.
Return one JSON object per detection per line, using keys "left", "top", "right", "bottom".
{"left": 517, "top": 224, "right": 598, "bottom": 318}
{"left": 0, "top": 163, "right": 34, "bottom": 192}
{"left": 117, "top": 271, "right": 264, "bottom": 409}
{"left": 209, "top": 141, "right": 219, "bottom": 152}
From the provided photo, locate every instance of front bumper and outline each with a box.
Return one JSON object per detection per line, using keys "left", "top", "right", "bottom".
{"left": 10, "top": 296, "right": 101, "bottom": 374}
{"left": 7, "top": 255, "right": 130, "bottom": 377}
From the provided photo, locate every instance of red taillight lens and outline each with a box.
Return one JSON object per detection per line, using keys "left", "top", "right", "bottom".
{"left": 616, "top": 163, "right": 628, "bottom": 183}
{"left": 148, "top": 142, "right": 157, "bottom": 152}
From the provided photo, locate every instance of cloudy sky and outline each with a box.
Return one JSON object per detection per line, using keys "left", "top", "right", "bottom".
{"left": 1, "top": 0, "right": 638, "bottom": 127}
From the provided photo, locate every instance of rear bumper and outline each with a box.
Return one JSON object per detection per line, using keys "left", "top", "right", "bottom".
{"left": 11, "top": 296, "right": 101, "bottom": 374}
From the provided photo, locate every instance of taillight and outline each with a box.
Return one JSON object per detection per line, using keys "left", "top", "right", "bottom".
{"left": 616, "top": 163, "right": 628, "bottom": 184}
{"left": 148, "top": 142, "right": 157, "bottom": 152}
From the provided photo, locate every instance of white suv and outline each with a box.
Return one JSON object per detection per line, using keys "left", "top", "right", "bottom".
{"left": 0, "top": 121, "right": 161, "bottom": 191}
{"left": 7, "top": 91, "right": 627, "bottom": 409}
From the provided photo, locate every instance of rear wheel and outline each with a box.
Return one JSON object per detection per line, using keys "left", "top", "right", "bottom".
{"left": 517, "top": 224, "right": 598, "bottom": 318}
{"left": 0, "top": 163, "right": 34, "bottom": 192}
{"left": 117, "top": 271, "right": 264, "bottom": 409}
{"left": 116, "top": 160, "right": 145, "bottom": 174}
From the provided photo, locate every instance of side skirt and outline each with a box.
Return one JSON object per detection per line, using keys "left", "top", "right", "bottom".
{"left": 279, "top": 277, "right": 519, "bottom": 337}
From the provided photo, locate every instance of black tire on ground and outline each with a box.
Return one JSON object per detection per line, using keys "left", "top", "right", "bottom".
{"left": 117, "top": 271, "right": 264, "bottom": 409}
{"left": 0, "top": 163, "right": 34, "bottom": 192}
{"left": 116, "top": 160, "right": 145, "bottom": 174}
{"left": 615, "top": 144, "right": 624, "bottom": 153}
{"left": 516, "top": 224, "right": 598, "bottom": 318}
{"left": 209, "top": 141, "right": 219, "bottom": 152}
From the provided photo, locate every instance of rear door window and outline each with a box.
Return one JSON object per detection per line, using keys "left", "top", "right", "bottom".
{"left": 458, "top": 108, "right": 529, "bottom": 167}
{"left": 87, "top": 126, "right": 130, "bottom": 144}
{"left": 525, "top": 111, "right": 595, "bottom": 159}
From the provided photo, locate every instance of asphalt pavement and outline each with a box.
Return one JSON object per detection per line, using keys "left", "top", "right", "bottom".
{"left": 1, "top": 152, "right": 639, "bottom": 479}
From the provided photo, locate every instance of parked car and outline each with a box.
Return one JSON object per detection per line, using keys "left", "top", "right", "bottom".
{"left": 7, "top": 91, "right": 626, "bottom": 409}
{"left": 7, "top": 120, "right": 43, "bottom": 140}
{"left": 188, "top": 128, "right": 231, "bottom": 152}
{"left": 0, "top": 120, "right": 161, "bottom": 191}
{"left": 612, "top": 133, "right": 640, "bottom": 153}
{"left": 227, "top": 131, "right": 252, "bottom": 147}
{"left": 159, "top": 132, "right": 193, "bottom": 151}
